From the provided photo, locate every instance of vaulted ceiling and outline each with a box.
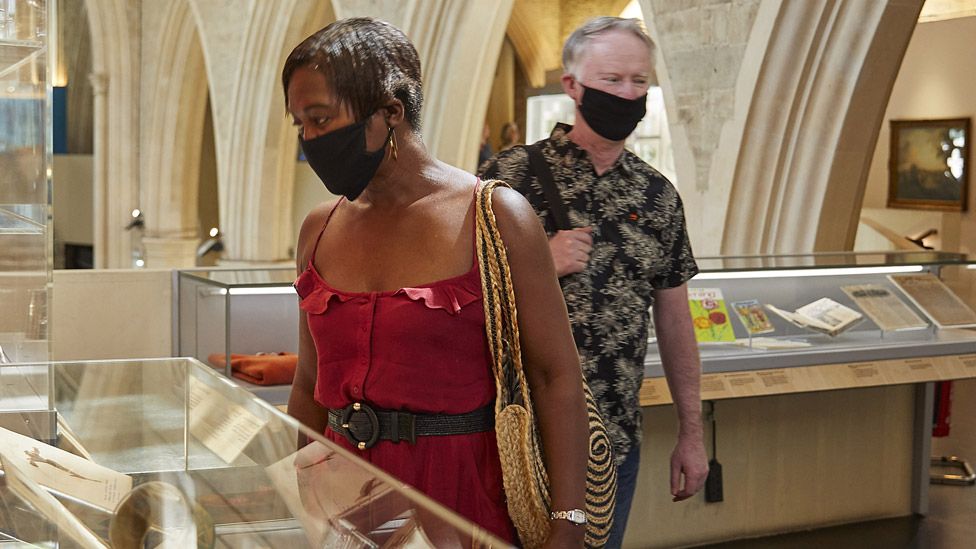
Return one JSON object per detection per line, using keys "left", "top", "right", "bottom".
{"left": 506, "top": 0, "right": 631, "bottom": 87}
{"left": 919, "top": 0, "right": 976, "bottom": 23}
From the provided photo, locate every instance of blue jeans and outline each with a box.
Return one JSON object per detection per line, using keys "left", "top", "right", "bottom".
{"left": 605, "top": 445, "right": 640, "bottom": 549}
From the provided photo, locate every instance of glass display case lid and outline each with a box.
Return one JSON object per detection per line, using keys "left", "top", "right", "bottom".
{"left": 695, "top": 251, "right": 974, "bottom": 273}
{"left": 179, "top": 267, "right": 296, "bottom": 289}
{"left": 0, "top": 358, "right": 512, "bottom": 548}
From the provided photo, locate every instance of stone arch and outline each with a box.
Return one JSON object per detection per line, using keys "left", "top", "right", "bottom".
{"left": 505, "top": 1, "right": 559, "bottom": 88}
{"left": 640, "top": 0, "right": 922, "bottom": 255}
{"left": 85, "top": 0, "right": 141, "bottom": 268}
{"left": 187, "top": 0, "right": 335, "bottom": 263}
{"left": 721, "top": 0, "right": 922, "bottom": 253}
{"left": 140, "top": 0, "right": 209, "bottom": 268}
{"left": 332, "top": 0, "right": 515, "bottom": 172}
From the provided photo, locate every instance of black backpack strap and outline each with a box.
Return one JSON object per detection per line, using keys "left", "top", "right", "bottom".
{"left": 525, "top": 143, "right": 572, "bottom": 231}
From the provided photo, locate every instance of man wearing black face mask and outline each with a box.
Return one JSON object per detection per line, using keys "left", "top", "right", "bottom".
{"left": 479, "top": 16, "right": 707, "bottom": 548}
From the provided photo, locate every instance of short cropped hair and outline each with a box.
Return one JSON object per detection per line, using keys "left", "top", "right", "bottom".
{"left": 282, "top": 18, "right": 423, "bottom": 131}
{"left": 562, "top": 16, "right": 655, "bottom": 75}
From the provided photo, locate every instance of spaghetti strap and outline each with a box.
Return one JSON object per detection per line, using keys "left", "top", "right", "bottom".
{"left": 470, "top": 178, "right": 481, "bottom": 256}
{"left": 309, "top": 198, "right": 345, "bottom": 265}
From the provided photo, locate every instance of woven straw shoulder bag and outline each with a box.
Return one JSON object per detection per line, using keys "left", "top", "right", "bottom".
{"left": 475, "top": 179, "right": 617, "bottom": 548}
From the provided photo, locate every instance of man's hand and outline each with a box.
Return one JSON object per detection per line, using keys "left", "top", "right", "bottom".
{"left": 548, "top": 227, "right": 593, "bottom": 277}
{"left": 670, "top": 433, "right": 709, "bottom": 502}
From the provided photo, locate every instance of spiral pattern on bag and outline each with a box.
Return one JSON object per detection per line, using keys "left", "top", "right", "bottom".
{"left": 582, "top": 384, "right": 617, "bottom": 547}
{"left": 476, "top": 180, "right": 616, "bottom": 549}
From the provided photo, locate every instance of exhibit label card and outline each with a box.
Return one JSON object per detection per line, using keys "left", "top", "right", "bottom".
{"left": 0, "top": 426, "right": 132, "bottom": 512}
{"left": 888, "top": 273, "right": 976, "bottom": 327}
{"left": 188, "top": 375, "right": 268, "bottom": 464}
{"left": 731, "top": 299, "right": 775, "bottom": 335}
{"left": 0, "top": 451, "right": 108, "bottom": 549}
{"left": 688, "top": 287, "right": 735, "bottom": 342}
{"left": 841, "top": 284, "right": 928, "bottom": 331}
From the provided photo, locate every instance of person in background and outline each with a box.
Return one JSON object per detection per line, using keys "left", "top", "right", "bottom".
{"left": 500, "top": 120, "right": 521, "bottom": 151}
{"left": 479, "top": 121, "right": 494, "bottom": 166}
{"left": 284, "top": 17, "right": 589, "bottom": 547}
{"left": 479, "top": 16, "right": 708, "bottom": 548}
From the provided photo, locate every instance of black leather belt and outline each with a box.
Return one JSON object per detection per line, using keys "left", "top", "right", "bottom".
{"left": 327, "top": 402, "right": 494, "bottom": 450}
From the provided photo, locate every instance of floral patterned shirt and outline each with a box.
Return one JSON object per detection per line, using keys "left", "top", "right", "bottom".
{"left": 478, "top": 123, "right": 699, "bottom": 461}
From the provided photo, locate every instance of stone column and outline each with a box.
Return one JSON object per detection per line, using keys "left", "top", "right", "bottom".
{"left": 139, "top": 0, "right": 208, "bottom": 269}
{"left": 88, "top": 72, "right": 110, "bottom": 269}
{"left": 85, "top": 0, "right": 141, "bottom": 268}
{"left": 640, "top": 0, "right": 923, "bottom": 254}
{"left": 141, "top": 237, "right": 200, "bottom": 269}
{"left": 639, "top": 0, "right": 760, "bottom": 255}
{"left": 187, "top": 0, "right": 331, "bottom": 264}
{"left": 333, "top": 0, "right": 515, "bottom": 171}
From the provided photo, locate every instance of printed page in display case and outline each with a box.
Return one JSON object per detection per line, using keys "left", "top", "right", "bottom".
{"left": 688, "top": 287, "right": 735, "bottom": 343}
{"left": 0, "top": 451, "right": 109, "bottom": 549}
{"left": 188, "top": 374, "right": 268, "bottom": 464}
{"left": 841, "top": 284, "right": 928, "bottom": 331}
{"left": 888, "top": 273, "right": 976, "bottom": 328}
{"left": 766, "top": 298, "right": 863, "bottom": 337}
{"left": 731, "top": 299, "right": 775, "bottom": 335}
{"left": 0, "top": 426, "right": 132, "bottom": 512}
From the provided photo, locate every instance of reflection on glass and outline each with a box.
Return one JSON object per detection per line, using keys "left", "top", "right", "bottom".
{"left": 1, "top": 0, "right": 51, "bottom": 364}
{"left": 694, "top": 251, "right": 972, "bottom": 273}
{"left": 181, "top": 267, "right": 296, "bottom": 287}
{"left": 0, "top": 358, "right": 511, "bottom": 548}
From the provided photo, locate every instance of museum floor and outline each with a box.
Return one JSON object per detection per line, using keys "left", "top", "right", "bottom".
{"left": 699, "top": 379, "right": 976, "bottom": 549}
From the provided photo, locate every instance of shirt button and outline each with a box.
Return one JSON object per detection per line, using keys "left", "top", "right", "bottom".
{"left": 360, "top": 358, "right": 367, "bottom": 365}
{"left": 352, "top": 386, "right": 359, "bottom": 394}
{"left": 360, "top": 326, "right": 367, "bottom": 332}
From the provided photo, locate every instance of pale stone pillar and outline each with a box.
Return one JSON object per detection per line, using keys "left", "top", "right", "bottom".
{"left": 139, "top": 0, "right": 208, "bottom": 269}
{"left": 640, "top": 0, "right": 923, "bottom": 254}
{"left": 88, "top": 72, "right": 110, "bottom": 269}
{"left": 639, "top": 0, "right": 760, "bottom": 255}
{"left": 506, "top": 0, "right": 561, "bottom": 88}
{"left": 186, "top": 0, "right": 333, "bottom": 265}
{"left": 332, "top": 0, "right": 515, "bottom": 171}
{"left": 85, "top": 0, "right": 141, "bottom": 269}
{"left": 141, "top": 237, "right": 199, "bottom": 269}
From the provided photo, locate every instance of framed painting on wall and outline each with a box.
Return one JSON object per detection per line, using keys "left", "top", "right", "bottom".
{"left": 888, "top": 118, "right": 969, "bottom": 211}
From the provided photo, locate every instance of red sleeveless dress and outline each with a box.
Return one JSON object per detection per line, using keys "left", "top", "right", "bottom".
{"left": 293, "top": 192, "right": 515, "bottom": 543}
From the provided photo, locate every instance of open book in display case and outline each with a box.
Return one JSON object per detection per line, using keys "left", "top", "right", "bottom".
{"left": 643, "top": 251, "right": 976, "bottom": 405}
{"left": 0, "top": 358, "right": 511, "bottom": 549}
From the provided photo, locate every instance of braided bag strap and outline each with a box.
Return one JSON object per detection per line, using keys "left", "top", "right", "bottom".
{"left": 475, "top": 180, "right": 552, "bottom": 547}
{"left": 475, "top": 179, "right": 532, "bottom": 413}
{"left": 475, "top": 179, "right": 616, "bottom": 548}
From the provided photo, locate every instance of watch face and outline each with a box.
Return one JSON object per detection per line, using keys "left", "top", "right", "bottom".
{"left": 568, "top": 510, "right": 586, "bottom": 524}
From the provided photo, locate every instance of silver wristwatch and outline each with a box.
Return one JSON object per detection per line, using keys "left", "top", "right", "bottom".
{"left": 550, "top": 509, "right": 587, "bottom": 525}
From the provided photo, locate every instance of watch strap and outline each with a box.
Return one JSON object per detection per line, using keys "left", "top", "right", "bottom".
{"left": 549, "top": 508, "right": 587, "bottom": 525}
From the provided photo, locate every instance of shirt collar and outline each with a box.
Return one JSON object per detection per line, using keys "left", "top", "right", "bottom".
{"left": 548, "top": 122, "right": 633, "bottom": 176}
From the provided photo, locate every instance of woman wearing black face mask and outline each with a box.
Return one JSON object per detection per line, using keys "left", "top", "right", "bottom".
{"left": 284, "top": 18, "right": 589, "bottom": 548}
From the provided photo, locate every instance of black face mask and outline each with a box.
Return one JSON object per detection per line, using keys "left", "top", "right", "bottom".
{"left": 577, "top": 84, "right": 647, "bottom": 141}
{"left": 300, "top": 120, "right": 389, "bottom": 201}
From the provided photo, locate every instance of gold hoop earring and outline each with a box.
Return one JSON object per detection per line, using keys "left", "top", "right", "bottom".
{"left": 388, "top": 127, "right": 398, "bottom": 161}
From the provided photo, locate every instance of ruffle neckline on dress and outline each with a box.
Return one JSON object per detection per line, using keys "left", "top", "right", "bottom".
{"left": 294, "top": 261, "right": 482, "bottom": 316}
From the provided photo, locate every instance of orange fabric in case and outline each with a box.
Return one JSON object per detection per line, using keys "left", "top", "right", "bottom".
{"left": 207, "top": 352, "right": 297, "bottom": 386}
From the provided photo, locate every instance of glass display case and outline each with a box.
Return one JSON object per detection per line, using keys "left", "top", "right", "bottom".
{"left": 0, "top": 357, "right": 510, "bottom": 548}
{"left": 176, "top": 267, "right": 298, "bottom": 404}
{"left": 0, "top": 0, "right": 52, "bottom": 365}
{"left": 643, "top": 251, "right": 976, "bottom": 395}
